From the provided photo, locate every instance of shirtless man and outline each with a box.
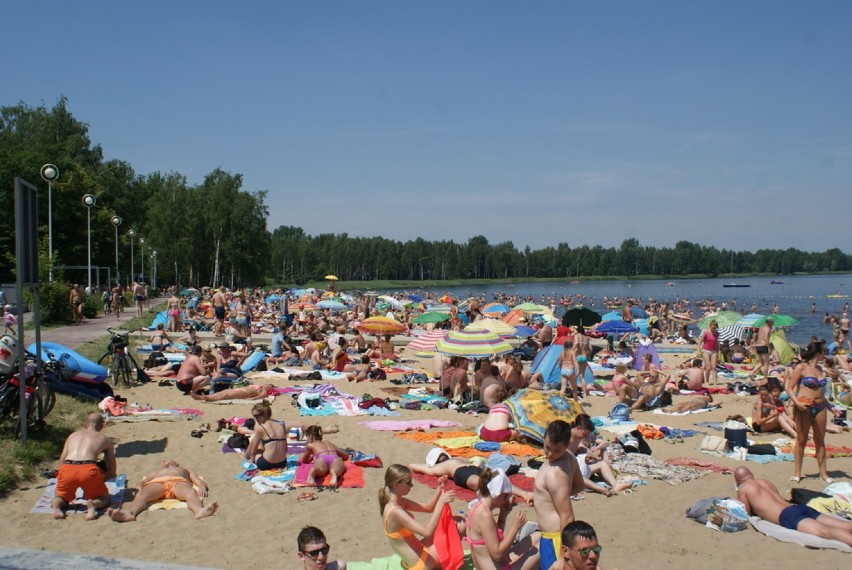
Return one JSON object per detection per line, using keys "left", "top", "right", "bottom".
{"left": 297, "top": 525, "right": 346, "bottom": 570}
{"left": 69, "top": 284, "right": 83, "bottom": 325}
{"left": 734, "top": 467, "right": 852, "bottom": 545}
{"left": 211, "top": 286, "right": 227, "bottom": 336}
{"left": 52, "top": 413, "right": 117, "bottom": 520}
{"left": 549, "top": 520, "right": 612, "bottom": 570}
{"left": 676, "top": 358, "right": 705, "bottom": 391}
{"left": 841, "top": 312, "right": 851, "bottom": 352}
{"left": 750, "top": 317, "right": 774, "bottom": 380}
{"left": 409, "top": 448, "right": 533, "bottom": 504}
{"left": 191, "top": 383, "right": 275, "bottom": 402}
{"left": 109, "top": 459, "right": 217, "bottom": 522}
{"left": 111, "top": 283, "right": 123, "bottom": 321}
{"left": 533, "top": 322, "right": 554, "bottom": 348}
{"left": 661, "top": 393, "right": 714, "bottom": 414}
{"left": 175, "top": 345, "right": 212, "bottom": 395}
{"left": 133, "top": 282, "right": 146, "bottom": 317}
{"left": 535, "top": 420, "right": 585, "bottom": 570}
{"left": 502, "top": 356, "right": 532, "bottom": 393}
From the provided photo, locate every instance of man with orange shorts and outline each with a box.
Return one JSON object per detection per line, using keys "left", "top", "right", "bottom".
{"left": 52, "top": 413, "right": 117, "bottom": 520}
{"left": 109, "top": 459, "right": 217, "bottom": 522}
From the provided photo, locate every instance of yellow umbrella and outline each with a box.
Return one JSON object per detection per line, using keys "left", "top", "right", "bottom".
{"left": 324, "top": 275, "right": 339, "bottom": 281}
{"left": 464, "top": 318, "right": 516, "bottom": 335}
{"left": 356, "top": 316, "right": 408, "bottom": 336}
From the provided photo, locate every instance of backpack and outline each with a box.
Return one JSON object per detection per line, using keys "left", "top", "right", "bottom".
{"left": 608, "top": 403, "right": 630, "bottom": 422}
{"left": 227, "top": 434, "right": 250, "bottom": 450}
{"left": 143, "top": 351, "right": 168, "bottom": 369}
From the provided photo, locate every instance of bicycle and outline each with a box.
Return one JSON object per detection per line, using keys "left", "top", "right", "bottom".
{"left": 0, "top": 355, "right": 56, "bottom": 434}
{"left": 98, "top": 328, "right": 141, "bottom": 387}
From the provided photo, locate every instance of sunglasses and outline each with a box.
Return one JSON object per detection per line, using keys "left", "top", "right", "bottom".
{"left": 302, "top": 545, "right": 330, "bottom": 559}
{"left": 575, "top": 545, "right": 602, "bottom": 558}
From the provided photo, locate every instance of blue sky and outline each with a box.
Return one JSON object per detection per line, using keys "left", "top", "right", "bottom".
{"left": 4, "top": 1, "right": 851, "bottom": 252}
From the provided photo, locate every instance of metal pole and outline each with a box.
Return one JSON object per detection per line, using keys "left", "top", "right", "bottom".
{"left": 83, "top": 195, "right": 96, "bottom": 293}
{"left": 112, "top": 216, "right": 121, "bottom": 286}
{"left": 40, "top": 164, "right": 59, "bottom": 282}
{"left": 129, "top": 230, "right": 135, "bottom": 283}
{"left": 140, "top": 238, "right": 145, "bottom": 283}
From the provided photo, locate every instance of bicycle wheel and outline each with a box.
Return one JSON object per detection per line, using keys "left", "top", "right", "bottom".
{"left": 109, "top": 358, "right": 122, "bottom": 387}
{"left": 98, "top": 352, "right": 113, "bottom": 367}
{"left": 0, "top": 383, "right": 19, "bottom": 425}
{"left": 118, "top": 355, "right": 133, "bottom": 387}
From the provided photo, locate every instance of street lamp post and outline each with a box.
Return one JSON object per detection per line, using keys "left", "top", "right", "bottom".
{"left": 111, "top": 216, "right": 122, "bottom": 285}
{"left": 82, "top": 194, "right": 96, "bottom": 293}
{"left": 151, "top": 251, "right": 157, "bottom": 289}
{"left": 40, "top": 164, "right": 59, "bottom": 282}
{"left": 139, "top": 237, "right": 145, "bottom": 284}
{"left": 128, "top": 229, "right": 136, "bottom": 283}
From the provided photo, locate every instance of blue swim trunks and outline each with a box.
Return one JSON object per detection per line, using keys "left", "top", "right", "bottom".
{"left": 539, "top": 531, "right": 562, "bottom": 569}
{"left": 779, "top": 503, "right": 820, "bottom": 530}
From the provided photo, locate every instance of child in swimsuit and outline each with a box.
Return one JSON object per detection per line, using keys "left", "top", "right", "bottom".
{"left": 378, "top": 464, "right": 455, "bottom": 570}
{"left": 465, "top": 468, "right": 540, "bottom": 570}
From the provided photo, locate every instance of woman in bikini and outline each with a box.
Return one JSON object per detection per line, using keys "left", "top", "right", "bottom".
{"left": 557, "top": 339, "right": 578, "bottom": 398}
{"left": 166, "top": 294, "right": 182, "bottom": 332}
{"left": 378, "top": 464, "right": 455, "bottom": 570}
{"left": 465, "top": 468, "right": 540, "bottom": 570}
{"left": 301, "top": 425, "right": 349, "bottom": 488}
{"left": 574, "top": 326, "right": 591, "bottom": 402}
{"left": 480, "top": 395, "right": 519, "bottom": 443}
{"left": 786, "top": 340, "right": 832, "bottom": 483}
{"left": 244, "top": 402, "right": 288, "bottom": 470}
{"left": 149, "top": 323, "right": 172, "bottom": 352}
{"left": 752, "top": 379, "right": 797, "bottom": 438}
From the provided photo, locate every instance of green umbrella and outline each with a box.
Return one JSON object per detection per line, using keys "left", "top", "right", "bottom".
{"left": 514, "top": 302, "right": 550, "bottom": 314}
{"left": 753, "top": 314, "right": 798, "bottom": 328}
{"left": 697, "top": 310, "right": 743, "bottom": 330}
{"left": 412, "top": 312, "right": 450, "bottom": 324}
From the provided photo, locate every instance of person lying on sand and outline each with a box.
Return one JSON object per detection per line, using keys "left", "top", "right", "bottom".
{"left": 191, "top": 383, "right": 275, "bottom": 402}
{"left": 661, "top": 393, "right": 715, "bottom": 414}
{"left": 302, "top": 425, "right": 349, "bottom": 488}
{"left": 410, "top": 448, "right": 533, "bottom": 504}
{"left": 734, "top": 467, "right": 852, "bottom": 545}
{"left": 109, "top": 459, "right": 217, "bottom": 522}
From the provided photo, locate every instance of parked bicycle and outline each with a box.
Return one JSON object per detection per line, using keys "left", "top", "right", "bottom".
{"left": 0, "top": 353, "right": 56, "bottom": 434}
{"left": 98, "top": 328, "right": 141, "bottom": 387}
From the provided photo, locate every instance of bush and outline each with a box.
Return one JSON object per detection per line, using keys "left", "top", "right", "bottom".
{"left": 31, "top": 282, "right": 73, "bottom": 323}
{"left": 82, "top": 295, "right": 101, "bottom": 318}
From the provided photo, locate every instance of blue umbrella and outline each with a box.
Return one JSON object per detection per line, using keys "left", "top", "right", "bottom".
{"left": 601, "top": 311, "right": 622, "bottom": 322}
{"left": 408, "top": 294, "right": 423, "bottom": 302}
{"left": 595, "top": 320, "right": 639, "bottom": 334}
{"left": 316, "top": 300, "right": 347, "bottom": 310}
{"left": 265, "top": 295, "right": 281, "bottom": 304}
{"left": 513, "top": 325, "right": 537, "bottom": 337}
{"left": 630, "top": 306, "right": 648, "bottom": 318}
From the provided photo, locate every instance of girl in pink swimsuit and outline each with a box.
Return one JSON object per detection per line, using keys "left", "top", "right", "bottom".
{"left": 465, "top": 468, "right": 540, "bottom": 569}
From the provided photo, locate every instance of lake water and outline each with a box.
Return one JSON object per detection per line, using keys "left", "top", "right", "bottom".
{"left": 392, "top": 274, "right": 852, "bottom": 346}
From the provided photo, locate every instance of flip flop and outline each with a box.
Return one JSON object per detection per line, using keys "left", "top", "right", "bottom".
{"left": 675, "top": 435, "right": 684, "bottom": 443}
{"left": 297, "top": 492, "right": 317, "bottom": 503}
{"left": 789, "top": 476, "right": 801, "bottom": 483}
{"left": 190, "top": 430, "right": 204, "bottom": 438}
{"left": 820, "top": 477, "right": 835, "bottom": 484}
{"left": 622, "top": 488, "right": 635, "bottom": 495}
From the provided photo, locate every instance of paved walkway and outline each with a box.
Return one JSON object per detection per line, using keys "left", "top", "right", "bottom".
{"left": 0, "top": 545, "right": 216, "bottom": 569}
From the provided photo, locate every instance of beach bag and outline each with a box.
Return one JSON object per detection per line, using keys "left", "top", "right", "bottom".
{"left": 143, "top": 351, "right": 167, "bottom": 369}
{"left": 700, "top": 435, "right": 727, "bottom": 453}
{"left": 368, "top": 368, "right": 387, "bottom": 380}
{"left": 705, "top": 499, "right": 749, "bottom": 532}
{"left": 724, "top": 423, "right": 749, "bottom": 452}
{"left": 227, "top": 434, "right": 250, "bottom": 450}
{"left": 608, "top": 403, "right": 630, "bottom": 422}
{"left": 790, "top": 488, "right": 831, "bottom": 505}
{"left": 686, "top": 496, "right": 726, "bottom": 525}
{"left": 746, "top": 443, "right": 776, "bottom": 456}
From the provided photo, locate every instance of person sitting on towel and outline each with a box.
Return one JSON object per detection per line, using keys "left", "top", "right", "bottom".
{"left": 661, "top": 393, "right": 715, "bottom": 414}
{"left": 734, "top": 467, "right": 852, "bottom": 545}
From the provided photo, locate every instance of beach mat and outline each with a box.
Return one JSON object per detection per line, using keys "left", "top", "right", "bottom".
{"left": 292, "top": 461, "right": 364, "bottom": 488}
{"left": 749, "top": 516, "right": 852, "bottom": 552}
{"left": 31, "top": 475, "right": 126, "bottom": 515}
{"left": 107, "top": 408, "right": 202, "bottom": 422}
{"left": 412, "top": 472, "right": 534, "bottom": 503}
{"left": 653, "top": 406, "right": 720, "bottom": 416}
{"left": 348, "top": 553, "right": 474, "bottom": 570}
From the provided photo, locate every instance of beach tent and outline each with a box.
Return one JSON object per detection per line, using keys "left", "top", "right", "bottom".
{"left": 770, "top": 330, "right": 796, "bottom": 365}
{"left": 529, "top": 344, "right": 594, "bottom": 387}
{"left": 633, "top": 341, "right": 661, "bottom": 370}
{"left": 149, "top": 311, "right": 168, "bottom": 329}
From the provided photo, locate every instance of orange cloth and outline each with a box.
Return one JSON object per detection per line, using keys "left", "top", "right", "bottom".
{"left": 433, "top": 503, "right": 464, "bottom": 570}
{"left": 55, "top": 463, "right": 108, "bottom": 502}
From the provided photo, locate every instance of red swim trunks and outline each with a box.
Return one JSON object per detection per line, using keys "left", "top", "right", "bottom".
{"left": 55, "top": 462, "right": 108, "bottom": 502}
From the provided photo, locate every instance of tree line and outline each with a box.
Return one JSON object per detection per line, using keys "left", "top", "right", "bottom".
{"left": 2, "top": 98, "right": 850, "bottom": 289}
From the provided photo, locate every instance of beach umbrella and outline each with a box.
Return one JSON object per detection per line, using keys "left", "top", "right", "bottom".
{"left": 697, "top": 310, "right": 742, "bottom": 330}
{"left": 514, "top": 302, "right": 549, "bottom": 313}
{"left": 501, "top": 309, "right": 526, "bottom": 326}
{"left": 408, "top": 294, "right": 424, "bottom": 302}
{"left": 425, "top": 304, "right": 454, "bottom": 313}
{"left": 316, "top": 300, "right": 347, "bottom": 310}
{"left": 504, "top": 389, "right": 585, "bottom": 443}
{"left": 324, "top": 275, "right": 339, "bottom": 281}
{"left": 718, "top": 325, "right": 748, "bottom": 344}
{"left": 356, "top": 316, "right": 408, "bottom": 336}
{"left": 561, "top": 307, "right": 602, "bottom": 328}
{"left": 408, "top": 329, "right": 451, "bottom": 352}
{"left": 735, "top": 313, "right": 764, "bottom": 327}
{"left": 513, "top": 325, "right": 537, "bottom": 337}
{"left": 412, "top": 312, "right": 451, "bottom": 324}
{"left": 264, "top": 294, "right": 281, "bottom": 304}
{"left": 752, "top": 314, "right": 799, "bottom": 328}
{"left": 595, "top": 320, "right": 639, "bottom": 335}
{"left": 481, "top": 302, "right": 511, "bottom": 316}
{"left": 435, "top": 330, "right": 514, "bottom": 358}
{"left": 289, "top": 302, "right": 316, "bottom": 313}
{"left": 464, "top": 318, "right": 516, "bottom": 335}
{"left": 629, "top": 306, "right": 648, "bottom": 319}
{"left": 378, "top": 295, "right": 404, "bottom": 310}
{"left": 601, "top": 310, "right": 622, "bottom": 322}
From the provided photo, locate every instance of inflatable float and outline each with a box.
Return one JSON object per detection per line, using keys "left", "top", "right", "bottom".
{"left": 26, "top": 342, "right": 108, "bottom": 384}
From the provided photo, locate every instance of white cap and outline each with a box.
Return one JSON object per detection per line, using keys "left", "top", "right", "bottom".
{"left": 486, "top": 469, "right": 512, "bottom": 498}
{"left": 426, "top": 447, "right": 449, "bottom": 467}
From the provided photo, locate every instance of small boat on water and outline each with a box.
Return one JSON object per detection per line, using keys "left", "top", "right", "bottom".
{"left": 827, "top": 294, "right": 849, "bottom": 299}
{"left": 723, "top": 283, "right": 750, "bottom": 288}
{"left": 770, "top": 280, "right": 784, "bottom": 285}
{"left": 665, "top": 282, "right": 675, "bottom": 287}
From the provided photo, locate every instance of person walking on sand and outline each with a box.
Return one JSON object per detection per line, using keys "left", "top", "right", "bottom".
{"left": 109, "top": 459, "right": 217, "bottom": 522}
{"left": 535, "top": 420, "right": 585, "bottom": 570}
{"left": 51, "top": 413, "right": 117, "bottom": 520}
{"left": 734, "top": 467, "right": 852, "bottom": 545}
{"left": 69, "top": 284, "right": 83, "bottom": 325}
{"left": 750, "top": 317, "right": 774, "bottom": 380}
{"left": 212, "top": 286, "right": 227, "bottom": 337}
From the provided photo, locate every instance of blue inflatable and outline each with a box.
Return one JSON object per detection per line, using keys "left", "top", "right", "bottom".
{"left": 27, "top": 342, "right": 108, "bottom": 384}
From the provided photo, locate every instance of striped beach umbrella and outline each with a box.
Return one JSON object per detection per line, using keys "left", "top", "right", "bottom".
{"left": 435, "top": 330, "right": 514, "bottom": 357}
{"left": 735, "top": 313, "right": 765, "bottom": 328}
{"left": 481, "top": 302, "right": 511, "bottom": 316}
{"left": 464, "top": 318, "right": 516, "bottom": 335}
{"left": 408, "top": 330, "right": 451, "bottom": 352}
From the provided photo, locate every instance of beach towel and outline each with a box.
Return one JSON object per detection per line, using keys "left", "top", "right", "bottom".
{"left": 434, "top": 503, "right": 464, "bottom": 570}
{"left": 105, "top": 408, "right": 203, "bottom": 422}
{"left": 348, "top": 554, "right": 474, "bottom": 570}
{"left": 412, "top": 472, "right": 535, "bottom": 503}
{"left": 31, "top": 475, "right": 126, "bottom": 515}
{"left": 361, "top": 419, "right": 463, "bottom": 431}
{"left": 749, "top": 515, "right": 852, "bottom": 552}
{"left": 293, "top": 461, "right": 365, "bottom": 488}
{"left": 653, "top": 406, "right": 720, "bottom": 416}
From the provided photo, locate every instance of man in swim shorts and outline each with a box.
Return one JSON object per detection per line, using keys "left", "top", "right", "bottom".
{"left": 52, "top": 413, "right": 117, "bottom": 520}
{"left": 211, "top": 286, "right": 227, "bottom": 336}
{"left": 734, "top": 467, "right": 852, "bottom": 545}
{"left": 749, "top": 317, "right": 774, "bottom": 380}
{"left": 176, "top": 345, "right": 212, "bottom": 395}
{"left": 535, "top": 420, "right": 585, "bottom": 569}
{"left": 552, "top": 520, "right": 605, "bottom": 570}
{"left": 109, "top": 459, "right": 217, "bottom": 522}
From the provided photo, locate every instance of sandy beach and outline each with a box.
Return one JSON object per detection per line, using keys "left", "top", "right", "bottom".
{"left": 1, "top": 338, "right": 849, "bottom": 569}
